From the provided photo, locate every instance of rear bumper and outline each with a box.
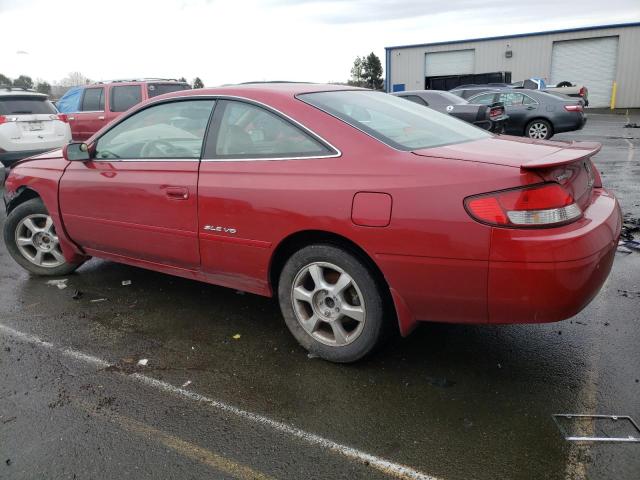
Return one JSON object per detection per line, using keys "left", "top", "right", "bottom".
{"left": 487, "top": 188, "right": 621, "bottom": 323}
{"left": 0, "top": 148, "right": 52, "bottom": 166}
{"left": 555, "top": 114, "right": 586, "bottom": 134}
{"left": 380, "top": 188, "right": 621, "bottom": 334}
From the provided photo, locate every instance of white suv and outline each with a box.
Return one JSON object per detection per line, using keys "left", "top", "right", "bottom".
{"left": 0, "top": 88, "right": 71, "bottom": 168}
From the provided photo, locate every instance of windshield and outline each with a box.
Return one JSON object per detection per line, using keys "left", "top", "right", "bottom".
{"left": 0, "top": 96, "right": 57, "bottom": 115}
{"left": 147, "top": 83, "right": 191, "bottom": 98}
{"left": 299, "top": 90, "right": 489, "bottom": 150}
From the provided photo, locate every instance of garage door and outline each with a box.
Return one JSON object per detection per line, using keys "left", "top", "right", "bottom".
{"left": 425, "top": 50, "right": 475, "bottom": 77}
{"left": 550, "top": 36, "right": 619, "bottom": 108}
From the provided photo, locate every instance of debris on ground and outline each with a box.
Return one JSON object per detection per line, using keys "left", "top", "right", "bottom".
{"left": 72, "top": 290, "right": 83, "bottom": 300}
{"left": 618, "top": 289, "right": 640, "bottom": 299}
{"left": 46, "top": 279, "right": 67, "bottom": 290}
{"left": 621, "top": 214, "right": 640, "bottom": 242}
{"left": 181, "top": 380, "right": 192, "bottom": 388}
{"left": 552, "top": 414, "right": 640, "bottom": 442}
{"left": 5, "top": 459, "right": 11, "bottom": 466}
{"left": 137, "top": 358, "right": 149, "bottom": 367}
{"left": 121, "top": 280, "right": 132, "bottom": 286}
{"left": 307, "top": 352, "right": 319, "bottom": 359}
{"left": 1, "top": 416, "right": 16, "bottom": 424}
{"left": 622, "top": 240, "right": 640, "bottom": 251}
{"left": 232, "top": 334, "right": 241, "bottom": 340}
{"left": 425, "top": 375, "right": 456, "bottom": 388}
{"left": 89, "top": 298, "right": 107, "bottom": 303}
{"left": 624, "top": 122, "right": 640, "bottom": 128}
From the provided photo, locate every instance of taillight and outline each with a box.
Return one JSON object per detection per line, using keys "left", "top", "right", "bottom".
{"left": 465, "top": 183, "right": 582, "bottom": 227}
{"left": 564, "top": 105, "right": 583, "bottom": 112}
{"left": 53, "top": 114, "right": 68, "bottom": 123}
{"left": 489, "top": 107, "right": 503, "bottom": 118}
{"left": 579, "top": 86, "right": 586, "bottom": 97}
{"left": 0, "top": 115, "right": 5, "bottom": 125}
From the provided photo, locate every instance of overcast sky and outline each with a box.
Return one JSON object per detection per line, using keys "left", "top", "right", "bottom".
{"left": 1, "top": 0, "right": 639, "bottom": 86}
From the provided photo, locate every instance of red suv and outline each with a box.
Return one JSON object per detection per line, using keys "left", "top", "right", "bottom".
{"left": 60, "top": 79, "right": 190, "bottom": 141}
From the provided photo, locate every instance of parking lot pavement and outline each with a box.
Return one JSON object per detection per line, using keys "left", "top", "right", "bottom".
{"left": 1, "top": 112, "right": 639, "bottom": 480}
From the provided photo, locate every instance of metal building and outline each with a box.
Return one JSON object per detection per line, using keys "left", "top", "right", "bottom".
{"left": 385, "top": 22, "right": 640, "bottom": 108}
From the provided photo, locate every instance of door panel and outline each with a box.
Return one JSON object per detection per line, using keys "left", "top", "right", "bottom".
{"left": 59, "top": 98, "right": 216, "bottom": 270}
{"left": 60, "top": 161, "right": 200, "bottom": 269}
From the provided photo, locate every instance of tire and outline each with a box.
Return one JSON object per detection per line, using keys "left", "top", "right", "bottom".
{"left": 526, "top": 119, "right": 553, "bottom": 140}
{"left": 3, "top": 198, "right": 83, "bottom": 276}
{"left": 278, "top": 244, "right": 388, "bottom": 363}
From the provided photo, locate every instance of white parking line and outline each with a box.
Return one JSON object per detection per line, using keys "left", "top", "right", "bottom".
{"left": 0, "top": 323, "right": 440, "bottom": 480}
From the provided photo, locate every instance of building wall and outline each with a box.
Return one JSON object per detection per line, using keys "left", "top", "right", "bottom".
{"left": 387, "top": 24, "right": 640, "bottom": 108}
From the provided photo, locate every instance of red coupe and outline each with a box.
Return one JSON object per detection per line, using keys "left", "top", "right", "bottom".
{"left": 2, "top": 84, "right": 621, "bottom": 362}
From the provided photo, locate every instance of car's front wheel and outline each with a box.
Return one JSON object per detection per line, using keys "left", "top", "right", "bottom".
{"left": 526, "top": 119, "right": 553, "bottom": 140}
{"left": 278, "top": 244, "right": 388, "bottom": 363}
{"left": 3, "top": 198, "right": 83, "bottom": 276}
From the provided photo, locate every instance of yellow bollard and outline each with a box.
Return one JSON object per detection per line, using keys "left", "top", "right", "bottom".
{"left": 610, "top": 81, "right": 617, "bottom": 110}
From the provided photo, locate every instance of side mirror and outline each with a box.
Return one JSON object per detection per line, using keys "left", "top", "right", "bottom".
{"left": 63, "top": 142, "right": 91, "bottom": 161}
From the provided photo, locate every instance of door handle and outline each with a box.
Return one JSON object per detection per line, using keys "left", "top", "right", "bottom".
{"left": 526, "top": 106, "right": 535, "bottom": 110}
{"left": 166, "top": 186, "right": 189, "bottom": 200}
{"left": 98, "top": 115, "right": 105, "bottom": 120}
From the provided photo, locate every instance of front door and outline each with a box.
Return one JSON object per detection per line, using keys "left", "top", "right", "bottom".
{"left": 73, "top": 86, "right": 107, "bottom": 141}
{"left": 59, "top": 98, "right": 215, "bottom": 270}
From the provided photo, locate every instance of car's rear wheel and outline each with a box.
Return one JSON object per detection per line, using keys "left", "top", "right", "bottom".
{"left": 3, "top": 198, "right": 83, "bottom": 276}
{"left": 526, "top": 119, "right": 553, "bottom": 140}
{"left": 278, "top": 244, "right": 387, "bottom": 363}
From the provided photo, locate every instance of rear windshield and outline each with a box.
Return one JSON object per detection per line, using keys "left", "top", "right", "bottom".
{"left": 0, "top": 96, "right": 57, "bottom": 115}
{"left": 147, "top": 83, "right": 191, "bottom": 98}
{"left": 299, "top": 90, "right": 489, "bottom": 151}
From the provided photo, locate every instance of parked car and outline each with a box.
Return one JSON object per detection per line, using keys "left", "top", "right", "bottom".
{"left": 56, "top": 78, "right": 191, "bottom": 141}
{"left": 451, "top": 78, "right": 589, "bottom": 106}
{"left": 392, "top": 90, "right": 508, "bottom": 133}
{"left": 2, "top": 84, "right": 620, "bottom": 363}
{"left": 465, "top": 89, "right": 586, "bottom": 139}
{"left": 512, "top": 78, "right": 589, "bottom": 106}
{"left": 0, "top": 87, "right": 71, "bottom": 168}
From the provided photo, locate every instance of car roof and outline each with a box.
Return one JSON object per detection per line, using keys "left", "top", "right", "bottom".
{"left": 0, "top": 87, "right": 48, "bottom": 98}
{"left": 86, "top": 78, "right": 190, "bottom": 88}
{"left": 149, "top": 82, "right": 369, "bottom": 102}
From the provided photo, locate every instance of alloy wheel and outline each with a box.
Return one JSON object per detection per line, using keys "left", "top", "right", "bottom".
{"left": 291, "top": 262, "right": 366, "bottom": 347}
{"left": 14, "top": 214, "right": 65, "bottom": 268}
{"left": 528, "top": 122, "right": 549, "bottom": 139}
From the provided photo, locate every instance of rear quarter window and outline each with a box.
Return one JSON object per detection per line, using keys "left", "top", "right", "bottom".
{"left": 147, "top": 83, "right": 191, "bottom": 98}
{"left": 0, "top": 96, "right": 57, "bottom": 115}
{"left": 110, "top": 85, "right": 143, "bottom": 112}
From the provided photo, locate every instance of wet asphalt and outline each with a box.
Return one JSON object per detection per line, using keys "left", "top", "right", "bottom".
{"left": 1, "top": 112, "right": 639, "bottom": 480}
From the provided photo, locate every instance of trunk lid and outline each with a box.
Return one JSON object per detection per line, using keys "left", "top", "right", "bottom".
{"left": 412, "top": 136, "right": 600, "bottom": 209}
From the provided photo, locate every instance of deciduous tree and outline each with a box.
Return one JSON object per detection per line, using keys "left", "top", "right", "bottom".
{"left": 13, "top": 75, "right": 34, "bottom": 89}
{"left": 362, "top": 52, "right": 383, "bottom": 90}
{"left": 192, "top": 77, "right": 204, "bottom": 89}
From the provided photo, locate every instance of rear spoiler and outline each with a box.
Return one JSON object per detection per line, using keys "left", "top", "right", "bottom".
{"left": 520, "top": 141, "right": 601, "bottom": 169}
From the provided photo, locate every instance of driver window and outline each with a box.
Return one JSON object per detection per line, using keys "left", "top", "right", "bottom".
{"left": 95, "top": 100, "right": 214, "bottom": 160}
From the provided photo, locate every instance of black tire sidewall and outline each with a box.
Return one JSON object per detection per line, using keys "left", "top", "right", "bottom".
{"left": 3, "top": 198, "right": 81, "bottom": 276}
{"left": 278, "top": 244, "right": 385, "bottom": 363}
{"left": 526, "top": 119, "right": 553, "bottom": 140}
